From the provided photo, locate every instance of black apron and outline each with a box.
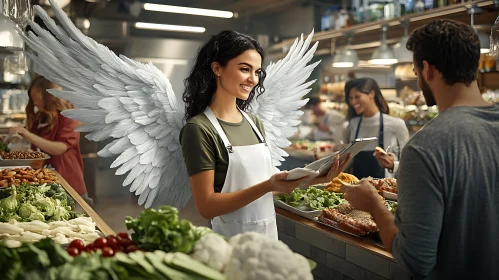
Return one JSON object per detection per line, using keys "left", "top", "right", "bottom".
{"left": 352, "top": 113, "right": 385, "bottom": 179}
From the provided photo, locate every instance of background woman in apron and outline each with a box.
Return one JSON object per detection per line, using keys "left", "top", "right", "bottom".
{"left": 7, "top": 76, "right": 88, "bottom": 198}
{"left": 343, "top": 78, "right": 410, "bottom": 179}
{"left": 179, "top": 31, "right": 350, "bottom": 240}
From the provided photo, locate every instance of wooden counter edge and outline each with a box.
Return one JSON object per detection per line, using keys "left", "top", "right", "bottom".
{"left": 55, "top": 172, "right": 115, "bottom": 236}
{"left": 275, "top": 207, "right": 394, "bottom": 261}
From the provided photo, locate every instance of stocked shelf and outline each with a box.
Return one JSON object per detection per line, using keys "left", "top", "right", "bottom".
{"left": 268, "top": 0, "right": 497, "bottom": 52}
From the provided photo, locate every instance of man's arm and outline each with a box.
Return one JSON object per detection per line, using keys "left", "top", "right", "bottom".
{"left": 391, "top": 145, "right": 444, "bottom": 279}
{"left": 342, "top": 145, "right": 444, "bottom": 279}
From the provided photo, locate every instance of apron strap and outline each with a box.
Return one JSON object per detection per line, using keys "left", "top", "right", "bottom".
{"left": 240, "top": 111, "right": 266, "bottom": 144}
{"left": 203, "top": 107, "right": 234, "bottom": 153}
{"left": 354, "top": 112, "right": 384, "bottom": 148}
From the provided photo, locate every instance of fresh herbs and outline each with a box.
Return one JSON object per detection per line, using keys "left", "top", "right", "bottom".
{"left": 125, "top": 205, "right": 213, "bottom": 254}
{"left": 278, "top": 186, "right": 346, "bottom": 211}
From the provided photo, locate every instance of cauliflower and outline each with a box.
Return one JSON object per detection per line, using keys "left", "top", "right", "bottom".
{"left": 191, "top": 233, "right": 232, "bottom": 272}
{"left": 224, "top": 232, "right": 313, "bottom": 280}
{"left": 0, "top": 186, "right": 18, "bottom": 215}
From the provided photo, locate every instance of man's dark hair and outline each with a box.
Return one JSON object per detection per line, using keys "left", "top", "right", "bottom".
{"left": 406, "top": 19, "right": 480, "bottom": 86}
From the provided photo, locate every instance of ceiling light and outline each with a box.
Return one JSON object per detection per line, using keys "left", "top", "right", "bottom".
{"left": 143, "top": 3, "right": 233, "bottom": 18}
{"left": 468, "top": 5, "right": 490, "bottom": 54}
{"left": 332, "top": 34, "right": 358, "bottom": 68}
{"left": 393, "top": 20, "right": 413, "bottom": 63}
{"left": 134, "top": 22, "right": 205, "bottom": 33}
{"left": 369, "top": 25, "right": 398, "bottom": 65}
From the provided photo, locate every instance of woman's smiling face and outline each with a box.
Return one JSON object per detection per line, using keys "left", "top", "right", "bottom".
{"left": 214, "top": 49, "right": 262, "bottom": 101}
{"left": 348, "top": 88, "right": 375, "bottom": 115}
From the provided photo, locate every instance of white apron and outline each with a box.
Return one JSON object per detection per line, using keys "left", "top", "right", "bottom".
{"left": 204, "top": 107, "right": 278, "bottom": 240}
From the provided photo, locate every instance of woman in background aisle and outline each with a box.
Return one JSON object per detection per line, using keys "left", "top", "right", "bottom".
{"left": 344, "top": 78, "right": 409, "bottom": 178}
{"left": 8, "top": 76, "right": 88, "bottom": 197}
{"left": 306, "top": 97, "right": 347, "bottom": 148}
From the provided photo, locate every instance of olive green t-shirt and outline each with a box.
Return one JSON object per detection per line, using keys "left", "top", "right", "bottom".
{"left": 179, "top": 112, "right": 266, "bottom": 193}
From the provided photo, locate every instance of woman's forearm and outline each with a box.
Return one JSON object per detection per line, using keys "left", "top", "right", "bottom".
{"left": 193, "top": 179, "right": 272, "bottom": 219}
{"left": 25, "top": 132, "right": 68, "bottom": 156}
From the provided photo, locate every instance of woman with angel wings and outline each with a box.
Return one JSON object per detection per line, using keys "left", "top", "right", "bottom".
{"left": 20, "top": 0, "right": 350, "bottom": 239}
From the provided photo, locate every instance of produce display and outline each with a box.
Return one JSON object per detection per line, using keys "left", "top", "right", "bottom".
{"left": 277, "top": 186, "right": 346, "bottom": 211}
{"left": 0, "top": 217, "right": 100, "bottom": 248}
{"left": 0, "top": 151, "right": 48, "bottom": 160}
{"left": 0, "top": 183, "right": 79, "bottom": 222}
{"left": 66, "top": 232, "right": 141, "bottom": 257}
{"left": 0, "top": 205, "right": 315, "bottom": 280}
{"left": 0, "top": 167, "right": 59, "bottom": 188}
{"left": 0, "top": 238, "right": 225, "bottom": 280}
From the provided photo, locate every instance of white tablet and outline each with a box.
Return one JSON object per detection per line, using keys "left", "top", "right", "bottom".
{"left": 286, "top": 137, "right": 378, "bottom": 181}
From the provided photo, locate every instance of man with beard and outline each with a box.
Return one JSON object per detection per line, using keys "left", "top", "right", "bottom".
{"left": 341, "top": 20, "right": 499, "bottom": 279}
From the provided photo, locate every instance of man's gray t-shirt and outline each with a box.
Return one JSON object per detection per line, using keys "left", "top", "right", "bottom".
{"left": 392, "top": 105, "right": 499, "bottom": 279}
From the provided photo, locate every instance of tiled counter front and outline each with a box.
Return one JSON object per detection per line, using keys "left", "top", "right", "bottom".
{"left": 276, "top": 208, "right": 413, "bottom": 280}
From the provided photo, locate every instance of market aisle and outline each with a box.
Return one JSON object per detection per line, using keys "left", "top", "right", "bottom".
{"left": 91, "top": 168, "right": 209, "bottom": 233}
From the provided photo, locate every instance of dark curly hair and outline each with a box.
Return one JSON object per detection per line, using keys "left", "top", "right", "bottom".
{"left": 182, "top": 30, "right": 266, "bottom": 120}
{"left": 344, "top": 78, "right": 389, "bottom": 120}
{"left": 406, "top": 19, "right": 480, "bottom": 86}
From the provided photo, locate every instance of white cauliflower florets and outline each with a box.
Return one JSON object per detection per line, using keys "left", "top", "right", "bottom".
{"left": 224, "top": 232, "right": 313, "bottom": 280}
{"left": 191, "top": 233, "right": 233, "bottom": 272}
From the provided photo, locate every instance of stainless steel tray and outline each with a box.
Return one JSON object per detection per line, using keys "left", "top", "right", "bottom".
{"left": 313, "top": 216, "right": 364, "bottom": 237}
{"left": 273, "top": 199, "right": 322, "bottom": 219}
{"left": 0, "top": 154, "right": 50, "bottom": 166}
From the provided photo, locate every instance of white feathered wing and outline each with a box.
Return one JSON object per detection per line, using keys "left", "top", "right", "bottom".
{"left": 20, "top": 0, "right": 189, "bottom": 209}
{"left": 251, "top": 30, "right": 320, "bottom": 169}
{"left": 20, "top": 1, "right": 320, "bottom": 210}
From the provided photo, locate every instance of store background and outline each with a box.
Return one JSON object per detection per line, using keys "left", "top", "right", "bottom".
{"left": 0, "top": 0, "right": 498, "bottom": 232}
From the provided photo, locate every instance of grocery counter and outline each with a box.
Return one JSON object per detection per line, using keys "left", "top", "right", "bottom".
{"left": 276, "top": 208, "right": 412, "bottom": 280}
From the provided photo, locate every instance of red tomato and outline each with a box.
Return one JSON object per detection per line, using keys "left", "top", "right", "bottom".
{"left": 69, "top": 239, "right": 85, "bottom": 251}
{"left": 101, "top": 246, "right": 115, "bottom": 257}
{"left": 119, "top": 238, "right": 133, "bottom": 248}
{"left": 117, "top": 232, "right": 130, "bottom": 240}
{"left": 106, "top": 236, "right": 120, "bottom": 250}
{"left": 93, "top": 237, "right": 108, "bottom": 249}
{"left": 125, "top": 245, "right": 139, "bottom": 253}
{"left": 67, "top": 247, "right": 79, "bottom": 257}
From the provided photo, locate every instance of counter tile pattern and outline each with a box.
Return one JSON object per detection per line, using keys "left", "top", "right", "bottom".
{"left": 277, "top": 213, "right": 413, "bottom": 280}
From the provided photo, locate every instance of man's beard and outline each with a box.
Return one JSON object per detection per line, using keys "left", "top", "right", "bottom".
{"left": 420, "top": 77, "right": 437, "bottom": 106}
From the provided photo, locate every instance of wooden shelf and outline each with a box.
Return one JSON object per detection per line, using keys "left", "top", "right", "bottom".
{"left": 269, "top": 0, "right": 496, "bottom": 54}
{"left": 56, "top": 172, "right": 115, "bottom": 236}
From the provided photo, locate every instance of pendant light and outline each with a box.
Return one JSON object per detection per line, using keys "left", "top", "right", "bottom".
{"left": 332, "top": 32, "right": 359, "bottom": 68}
{"left": 468, "top": 5, "right": 490, "bottom": 54}
{"left": 392, "top": 19, "right": 413, "bottom": 63}
{"left": 369, "top": 24, "right": 398, "bottom": 65}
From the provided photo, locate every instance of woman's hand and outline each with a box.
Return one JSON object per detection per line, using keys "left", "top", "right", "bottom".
{"left": 375, "top": 150, "right": 395, "bottom": 170}
{"left": 8, "top": 126, "right": 28, "bottom": 136}
{"left": 7, "top": 127, "right": 32, "bottom": 143}
{"left": 311, "top": 153, "right": 352, "bottom": 185}
{"left": 268, "top": 172, "right": 312, "bottom": 194}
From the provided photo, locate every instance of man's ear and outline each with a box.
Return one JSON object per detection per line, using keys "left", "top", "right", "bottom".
{"left": 422, "top": 60, "right": 435, "bottom": 81}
